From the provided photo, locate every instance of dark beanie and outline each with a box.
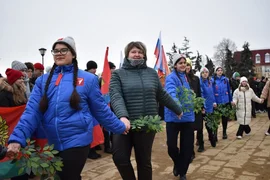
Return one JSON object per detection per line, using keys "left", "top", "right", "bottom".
{"left": 25, "top": 62, "right": 34, "bottom": 72}
{"left": 109, "top": 62, "right": 116, "bottom": 69}
{"left": 86, "top": 61, "right": 98, "bottom": 70}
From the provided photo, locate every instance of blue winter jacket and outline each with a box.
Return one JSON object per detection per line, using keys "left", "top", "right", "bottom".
{"left": 8, "top": 64, "right": 126, "bottom": 151}
{"left": 211, "top": 75, "right": 232, "bottom": 104}
{"left": 164, "top": 71, "right": 195, "bottom": 123}
{"left": 200, "top": 78, "right": 216, "bottom": 113}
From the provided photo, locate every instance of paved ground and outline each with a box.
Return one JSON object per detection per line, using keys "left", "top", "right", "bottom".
{"left": 81, "top": 113, "right": 270, "bottom": 180}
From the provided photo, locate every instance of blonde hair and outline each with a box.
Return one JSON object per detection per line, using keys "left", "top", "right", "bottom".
{"left": 12, "top": 83, "right": 27, "bottom": 105}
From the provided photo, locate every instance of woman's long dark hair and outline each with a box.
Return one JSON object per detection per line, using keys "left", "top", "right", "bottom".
{"left": 39, "top": 59, "right": 81, "bottom": 113}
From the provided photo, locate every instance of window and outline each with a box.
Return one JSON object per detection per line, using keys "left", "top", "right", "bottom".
{"left": 256, "top": 54, "right": 261, "bottom": 64}
{"left": 265, "top": 53, "right": 270, "bottom": 63}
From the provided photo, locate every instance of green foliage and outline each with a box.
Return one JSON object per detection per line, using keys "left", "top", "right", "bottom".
{"left": 205, "top": 104, "right": 237, "bottom": 131}
{"left": 205, "top": 55, "right": 215, "bottom": 77}
{"left": 224, "top": 46, "right": 238, "bottom": 78}
{"left": 0, "top": 116, "right": 9, "bottom": 146}
{"left": 180, "top": 37, "right": 196, "bottom": 60}
{"left": 176, "top": 87, "right": 205, "bottom": 114}
{"left": 166, "top": 37, "right": 196, "bottom": 71}
{"left": 237, "top": 42, "right": 255, "bottom": 78}
{"left": 13, "top": 139, "right": 63, "bottom": 179}
{"left": 195, "top": 51, "right": 202, "bottom": 72}
{"left": 131, "top": 115, "right": 163, "bottom": 133}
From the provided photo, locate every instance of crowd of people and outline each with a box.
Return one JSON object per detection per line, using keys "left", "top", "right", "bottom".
{"left": 0, "top": 36, "right": 270, "bottom": 180}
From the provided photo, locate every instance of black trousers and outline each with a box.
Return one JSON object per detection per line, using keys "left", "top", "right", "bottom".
{"left": 236, "top": 125, "right": 251, "bottom": 136}
{"left": 251, "top": 100, "right": 256, "bottom": 116}
{"left": 196, "top": 126, "right": 204, "bottom": 144}
{"left": 222, "top": 115, "right": 228, "bottom": 133}
{"left": 112, "top": 131, "right": 156, "bottom": 180}
{"left": 166, "top": 122, "right": 194, "bottom": 177}
{"left": 103, "top": 128, "right": 112, "bottom": 149}
{"left": 57, "top": 145, "right": 89, "bottom": 180}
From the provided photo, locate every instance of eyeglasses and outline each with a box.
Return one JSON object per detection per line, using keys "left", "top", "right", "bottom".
{"left": 51, "top": 48, "right": 69, "bottom": 55}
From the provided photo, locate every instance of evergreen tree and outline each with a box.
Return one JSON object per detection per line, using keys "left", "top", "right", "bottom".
{"left": 166, "top": 43, "right": 182, "bottom": 71}
{"left": 194, "top": 51, "right": 202, "bottom": 71}
{"left": 180, "top": 37, "right": 196, "bottom": 63}
{"left": 224, "top": 46, "right": 238, "bottom": 78}
{"left": 205, "top": 55, "right": 215, "bottom": 76}
{"left": 237, "top": 42, "right": 255, "bottom": 77}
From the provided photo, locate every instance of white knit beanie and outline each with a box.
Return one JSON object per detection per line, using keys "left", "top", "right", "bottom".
{"left": 200, "top": 67, "right": 209, "bottom": 74}
{"left": 240, "top": 76, "right": 248, "bottom": 84}
{"left": 172, "top": 53, "right": 186, "bottom": 66}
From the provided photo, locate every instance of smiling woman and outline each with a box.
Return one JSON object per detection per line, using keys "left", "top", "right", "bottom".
{"left": 109, "top": 41, "right": 182, "bottom": 180}
{"left": 6, "top": 36, "right": 130, "bottom": 180}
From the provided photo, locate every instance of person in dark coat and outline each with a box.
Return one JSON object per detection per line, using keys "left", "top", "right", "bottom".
{"left": 110, "top": 41, "right": 182, "bottom": 180}
{"left": 230, "top": 72, "right": 240, "bottom": 94}
{"left": 249, "top": 77, "right": 257, "bottom": 118}
{"left": 185, "top": 59, "right": 204, "bottom": 158}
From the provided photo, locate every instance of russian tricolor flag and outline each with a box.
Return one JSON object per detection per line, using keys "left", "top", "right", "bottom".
{"left": 154, "top": 32, "right": 170, "bottom": 77}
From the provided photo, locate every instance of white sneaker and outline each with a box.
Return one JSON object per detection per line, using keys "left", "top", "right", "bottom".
{"left": 237, "top": 136, "right": 242, "bottom": 139}
{"left": 265, "top": 132, "right": 270, "bottom": 136}
{"left": 246, "top": 132, "right": 251, "bottom": 136}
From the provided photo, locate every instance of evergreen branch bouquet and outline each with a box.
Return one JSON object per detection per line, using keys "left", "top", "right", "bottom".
{"left": 0, "top": 116, "right": 9, "bottom": 146}
{"left": 12, "top": 139, "right": 63, "bottom": 179}
{"left": 176, "top": 87, "right": 205, "bottom": 114}
{"left": 205, "top": 111, "right": 222, "bottom": 132}
{"left": 0, "top": 115, "right": 63, "bottom": 180}
{"left": 205, "top": 104, "right": 237, "bottom": 131}
{"left": 130, "top": 115, "right": 163, "bottom": 133}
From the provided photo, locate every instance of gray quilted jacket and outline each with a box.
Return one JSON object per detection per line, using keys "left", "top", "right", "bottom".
{"left": 109, "top": 58, "right": 182, "bottom": 121}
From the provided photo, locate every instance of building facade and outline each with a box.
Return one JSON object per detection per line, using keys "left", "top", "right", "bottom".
{"left": 234, "top": 49, "right": 270, "bottom": 78}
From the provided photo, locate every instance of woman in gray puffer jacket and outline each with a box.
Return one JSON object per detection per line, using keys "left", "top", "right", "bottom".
{"left": 110, "top": 41, "right": 182, "bottom": 180}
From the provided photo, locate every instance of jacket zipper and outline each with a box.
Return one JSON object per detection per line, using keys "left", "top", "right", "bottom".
{"left": 55, "top": 70, "right": 63, "bottom": 150}
{"left": 244, "top": 91, "right": 246, "bottom": 125}
{"left": 138, "top": 70, "right": 146, "bottom": 116}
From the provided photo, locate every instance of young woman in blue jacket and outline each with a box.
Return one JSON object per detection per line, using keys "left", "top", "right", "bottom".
{"left": 211, "top": 67, "right": 233, "bottom": 139}
{"left": 7, "top": 37, "right": 130, "bottom": 180}
{"left": 200, "top": 67, "right": 217, "bottom": 147}
{"left": 164, "top": 54, "right": 194, "bottom": 180}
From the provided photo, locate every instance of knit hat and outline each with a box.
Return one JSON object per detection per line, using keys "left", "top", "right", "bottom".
{"left": 215, "top": 66, "right": 222, "bottom": 72}
{"left": 52, "top": 36, "right": 77, "bottom": 57}
{"left": 200, "top": 67, "right": 209, "bottom": 74}
{"left": 5, "top": 68, "right": 24, "bottom": 85}
{"left": 240, "top": 76, "right": 248, "bottom": 84}
{"left": 232, "top": 72, "right": 240, "bottom": 79}
{"left": 34, "top": 63, "right": 45, "bottom": 70}
{"left": 109, "top": 62, "right": 116, "bottom": 69}
{"left": 11, "top": 60, "right": 27, "bottom": 71}
{"left": 86, "top": 61, "right": 98, "bottom": 70}
{"left": 172, "top": 53, "right": 186, "bottom": 66}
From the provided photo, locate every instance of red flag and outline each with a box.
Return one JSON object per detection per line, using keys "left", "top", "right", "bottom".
{"left": 0, "top": 106, "right": 47, "bottom": 178}
{"left": 101, "top": 47, "right": 111, "bottom": 104}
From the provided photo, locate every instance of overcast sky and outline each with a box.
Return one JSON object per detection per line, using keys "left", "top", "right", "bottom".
{"left": 0, "top": 0, "right": 269, "bottom": 75}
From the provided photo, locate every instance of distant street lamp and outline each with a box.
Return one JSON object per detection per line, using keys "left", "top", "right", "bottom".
{"left": 39, "top": 48, "right": 47, "bottom": 66}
